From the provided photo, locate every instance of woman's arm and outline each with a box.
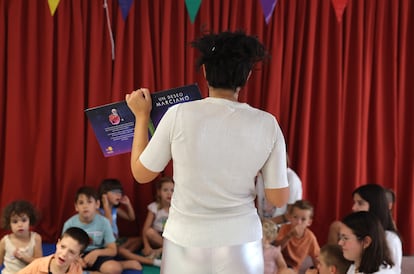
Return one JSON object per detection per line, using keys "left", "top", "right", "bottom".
{"left": 265, "top": 187, "right": 289, "bottom": 208}
{"left": 126, "top": 88, "right": 159, "bottom": 183}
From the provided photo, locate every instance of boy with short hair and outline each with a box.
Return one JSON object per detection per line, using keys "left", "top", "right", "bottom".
{"left": 317, "top": 244, "right": 351, "bottom": 274}
{"left": 17, "top": 227, "right": 90, "bottom": 274}
{"left": 62, "top": 186, "right": 122, "bottom": 274}
{"left": 275, "top": 200, "right": 320, "bottom": 271}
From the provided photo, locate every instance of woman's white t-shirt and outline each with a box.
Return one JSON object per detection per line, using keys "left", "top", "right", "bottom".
{"left": 140, "top": 97, "right": 288, "bottom": 248}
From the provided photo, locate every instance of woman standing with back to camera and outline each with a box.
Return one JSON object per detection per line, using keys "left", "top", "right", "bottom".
{"left": 126, "top": 30, "right": 289, "bottom": 274}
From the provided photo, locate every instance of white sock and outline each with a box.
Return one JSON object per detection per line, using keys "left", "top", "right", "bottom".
{"left": 153, "top": 258, "right": 162, "bottom": 267}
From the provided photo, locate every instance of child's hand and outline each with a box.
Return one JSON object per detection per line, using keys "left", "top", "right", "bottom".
{"left": 78, "top": 257, "right": 87, "bottom": 268}
{"left": 289, "top": 224, "right": 305, "bottom": 238}
{"left": 288, "top": 227, "right": 298, "bottom": 238}
{"left": 14, "top": 249, "right": 28, "bottom": 263}
{"left": 120, "top": 195, "right": 131, "bottom": 206}
{"left": 83, "top": 251, "right": 98, "bottom": 267}
{"left": 13, "top": 249, "right": 20, "bottom": 259}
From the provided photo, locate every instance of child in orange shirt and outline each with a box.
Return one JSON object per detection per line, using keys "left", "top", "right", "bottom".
{"left": 275, "top": 200, "right": 320, "bottom": 271}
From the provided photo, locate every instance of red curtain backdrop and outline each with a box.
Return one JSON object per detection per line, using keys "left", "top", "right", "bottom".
{"left": 1, "top": 0, "right": 413, "bottom": 254}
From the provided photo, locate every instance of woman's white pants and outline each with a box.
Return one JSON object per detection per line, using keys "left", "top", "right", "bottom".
{"left": 160, "top": 238, "right": 264, "bottom": 274}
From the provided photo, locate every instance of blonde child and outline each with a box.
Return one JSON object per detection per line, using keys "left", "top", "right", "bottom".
{"left": 98, "top": 178, "right": 161, "bottom": 267}
{"left": 262, "top": 219, "right": 292, "bottom": 274}
{"left": 17, "top": 227, "right": 90, "bottom": 274}
{"left": 141, "top": 177, "right": 174, "bottom": 257}
{"left": 0, "top": 200, "right": 43, "bottom": 274}
{"left": 275, "top": 200, "right": 320, "bottom": 271}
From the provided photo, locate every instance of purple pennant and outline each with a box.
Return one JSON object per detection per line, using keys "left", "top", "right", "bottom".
{"left": 118, "top": 0, "right": 134, "bottom": 20}
{"left": 260, "top": 0, "right": 278, "bottom": 24}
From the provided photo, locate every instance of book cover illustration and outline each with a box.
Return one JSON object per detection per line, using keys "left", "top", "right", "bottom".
{"left": 85, "top": 83, "right": 202, "bottom": 157}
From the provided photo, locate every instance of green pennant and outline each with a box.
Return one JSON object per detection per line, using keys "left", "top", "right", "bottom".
{"left": 185, "top": 0, "right": 202, "bottom": 23}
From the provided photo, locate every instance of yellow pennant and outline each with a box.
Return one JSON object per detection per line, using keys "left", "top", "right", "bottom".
{"left": 48, "top": 0, "right": 60, "bottom": 16}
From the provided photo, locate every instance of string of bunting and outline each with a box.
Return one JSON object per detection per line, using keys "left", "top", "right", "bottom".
{"left": 46, "top": 0, "right": 349, "bottom": 61}
{"left": 47, "top": 0, "right": 349, "bottom": 23}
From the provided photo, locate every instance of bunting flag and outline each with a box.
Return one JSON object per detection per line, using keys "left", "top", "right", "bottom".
{"left": 47, "top": 0, "right": 60, "bottom": 16}
{"left": 118, "top": 0, "right": 134, "bottom": 20}
{"left": 331, "top": 0, "right": 349, "bottom": 23}
{"left": 185, "top": 0, "right": 202, "bottom": 23}
{"left": 259, "top": 0, "right": 278, "bottom": 24}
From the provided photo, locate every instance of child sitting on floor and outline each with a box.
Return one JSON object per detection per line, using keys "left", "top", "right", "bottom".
{"left": 17, "top": 227, "right": 90, "bottom": 274}
{"left": 62, "top": 186, "right": 125, "bottom": 273}
{"left": 275, "top": 200, "right": 320, "bottom": 271}
{"left": 262, "top": 218, "right": 293, "bottom": 274}
{"left": 98, "top": 178, "right": 161, "bottom": 267}
{"left": 305, "top": 244, "right": 351, "bottom": 274}
{"left": 0, "top": 200, "right": 43, "bottom": 274}
{"left": 141, "top": 177, "right": 174, "bottom": 258}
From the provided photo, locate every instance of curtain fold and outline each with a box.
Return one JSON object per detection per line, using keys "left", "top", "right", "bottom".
{"left": 0, "top": 0, "right": 413, "bottom": 254}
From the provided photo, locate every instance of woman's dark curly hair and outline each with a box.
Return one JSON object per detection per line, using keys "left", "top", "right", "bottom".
{"left": 191, "top": 30, "right": 268, "bottom": 91}
{"left": 1, "top": 200, "right": 39, "bottom": 230}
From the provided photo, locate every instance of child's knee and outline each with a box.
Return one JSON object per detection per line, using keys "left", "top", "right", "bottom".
{"left": 100, "top": 260, "right": 123, "bottom": 274}
{"left": 121, "top": 260, "right": 143, "bottom": 271}
{"left": 146, "top": 228, "right": 159, "bottom": 238}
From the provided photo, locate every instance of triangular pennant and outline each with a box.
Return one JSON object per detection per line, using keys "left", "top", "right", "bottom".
{"left": 259, "top": 0, "right": 278, "bottom": 24}
{"left": 185, "top": 0, "right": 202, "bottom": 23}
{"left": 47, "top": 0, "right": 60, "bottom": 16}
{"left": 331, "top": 0, "right": 349, "bottom": 23}
{"left": 118, "top": 0, "right": 134, "bottom": 20}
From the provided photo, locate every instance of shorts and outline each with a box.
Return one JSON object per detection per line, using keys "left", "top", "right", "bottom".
{"left": 161, "top": 238, "right": 264, "bottom": 274}
{"left": 83, "top": 251, "right": 116, "bottom": 271}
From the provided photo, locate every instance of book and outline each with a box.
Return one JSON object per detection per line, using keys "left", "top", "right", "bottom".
{"left": 85, "top": 83, "right": 202, "bottom": 157}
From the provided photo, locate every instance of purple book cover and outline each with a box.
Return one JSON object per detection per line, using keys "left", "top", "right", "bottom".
{"left": 85, "top": 83, "right": 202, "bottom": 157}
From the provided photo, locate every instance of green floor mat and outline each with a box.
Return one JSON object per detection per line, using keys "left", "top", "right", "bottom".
{"left": 142, "top": 265, "right": 160, "bottom": 274}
